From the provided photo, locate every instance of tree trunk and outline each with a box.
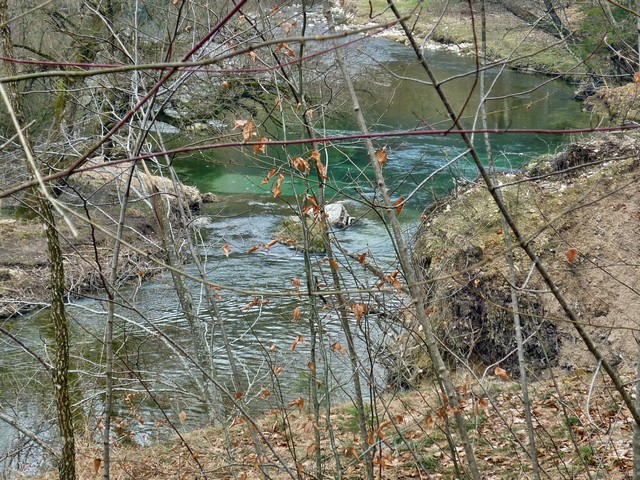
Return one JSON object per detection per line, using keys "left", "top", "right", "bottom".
{"left": 0, "top": 2, "right": 76, "bottom": 479}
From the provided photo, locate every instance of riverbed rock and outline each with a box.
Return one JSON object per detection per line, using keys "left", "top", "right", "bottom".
{"left": 274, "top": 203, "right": 356, "bottom": 252}
{"left": 324, "top": 202, "right": 355, "bottom": 229}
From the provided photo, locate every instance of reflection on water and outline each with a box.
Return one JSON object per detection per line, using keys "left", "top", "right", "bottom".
{"left": 0, "top": 33, "right": 595, "bottom": 466}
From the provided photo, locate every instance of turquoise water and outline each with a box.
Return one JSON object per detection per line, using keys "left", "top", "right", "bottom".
{"left": 0, "top": 37, "right": 596, "bottom": 467}
{"left": 173, "top": 41, "right": 593, "bottom": 213}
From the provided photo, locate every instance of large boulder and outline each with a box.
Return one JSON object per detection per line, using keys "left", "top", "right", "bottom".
{"left": 324, "top": 202, "right": 355, "bottom": 229}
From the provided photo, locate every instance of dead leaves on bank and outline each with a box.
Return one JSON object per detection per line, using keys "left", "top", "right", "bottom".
{"left": 96, "top": 369, "right": 635, "bottom": 480}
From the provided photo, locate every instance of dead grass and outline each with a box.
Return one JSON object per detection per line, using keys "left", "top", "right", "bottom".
{"left": 24, "top": 371, "right": 635, "bottom": 479}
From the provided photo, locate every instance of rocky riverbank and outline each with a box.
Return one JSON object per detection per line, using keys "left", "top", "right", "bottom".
{"left": 0, "top": 158, "right": 213, "bottom": 318}
{"left": 385, "top": 132, "right": 640, "bottom": 387}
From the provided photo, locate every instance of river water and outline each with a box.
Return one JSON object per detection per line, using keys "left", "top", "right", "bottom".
{"left": 0, "top": 34, "right": 595, "bottom": 467}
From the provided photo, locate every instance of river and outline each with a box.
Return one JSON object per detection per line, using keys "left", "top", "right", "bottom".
{"left": 0, "top": 33, "right": 595, "bottom": 469}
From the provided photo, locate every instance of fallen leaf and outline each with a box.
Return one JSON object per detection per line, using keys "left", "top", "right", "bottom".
{"left": 307, "top": 361, "right": 315, "bottom": 372}
{"left": 179, "top": 411, "right": 187, "bottom": 423}
{"left": 235, "top": 391, "right": 244, "bottom": 399}
{"left": 307, "top": 444, "right": 317, "bottom": 457}
{"left": 247, "top": 245, "right": 260, "bottom": 253}
{"left": 222, "top": 243, "right": 231, "bottom": 257}
{"left": 566, "top": 247, "right": 578, "bottom": 264}
{"left": 293, "top": 306, "right": 301, "bottom": 322}
{"left": 261, "top": 387, "right": 270, "bottom": 399}
{"left": 495, "top": 366, "right": 511, "bottom": 381}
{"left": 264, "top": 239, "right": 278, "bottom": 249}
{"left": 288, "top": 396, "right": 304, "bottom": 410}
{"left": 93, "top": 458, "right": 102, "bottom": 474}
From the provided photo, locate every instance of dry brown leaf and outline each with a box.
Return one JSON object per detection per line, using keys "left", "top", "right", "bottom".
{"left": 357, "top": 252, "right": 367, "bottom": 263}
{"left": 258, "top": 239, "right": 275, "bottom": 250}
{"left": 303, "top": 417, "right": 315, "bottom": 434}
{"left": 495, "top": 366, "right": 511, "bottom": 381}
{"left": 179, "top": 411, "right": 187, "bottom": 423}
{"left": 291, "top": 334, "right": 305, "bottom": 352}
{"left": 331, "top": 341, "right": 346, "bottom": 356}
{"left": 393, "top": 197, "right": 405, "bottom": 215}
{"left": 242, "top": 120, "right": 256, "bottom": 141}
{"left": 291, "top": 278, "right": 301, "bottom": 297}
{"left": 376, "top": 147, "right": 388, "bottom": 165}
{"left": 235, "top": 391, "right": 244, "bottom": 399}
{"left": 233, "top": 118, "right": 256, "bottom": 141}
{"left": 93, "top": 458, "right": 102, "bottom": 474}
{"left": 222, "top": 243, "right": 231, "bottom": 257}
{"left": 293, "top": 306, "right": 301, "bottom": 322}
{"left": 313, "top": 156, "right": 327, "bottom": 180}
{"left": 567, "top": 247, "right": 578, "bottom": 264}
{"left": 288, "top": 396, "right": 304, "bottom": 410}
{"left": 272, "top": 173, "right": 284, "bottom": 198}
{"left": 241, "top": 297, "right": 261, "bottom": 311}
{"left": 260, "top": 387, "right": 270, "bottom": 399}
{"left": 635, "top": 71, "right": 640, "bottom": 83}
{"left": 351, "top": 303, "right": 368, "bottom": 325}
{"left": 291, "top": 156, "right": 310, "bottom": 175}
{"left": 307, "top": 361, "right": 315, "bottom": 372}
{"left": 277, "top": 43, "right": 296, "bottom": 57}
{"left": 306, "top": 443, "right": 317, "bottom": 457}
{"left": 247, "top": 245, "right": 260, "bottom": 253}
{"left": 253, "top": 137, "right": 268, "bottom": 155}
{"left": 261, "top": 167, "right": 277, "bottom": 185}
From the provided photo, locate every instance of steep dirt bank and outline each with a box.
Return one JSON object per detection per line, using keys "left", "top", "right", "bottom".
{"left": 385, "top": 132, "right": 640, "bottom": 388}
{"left": 0, "top": 158, "right": 211, "bottom": 318}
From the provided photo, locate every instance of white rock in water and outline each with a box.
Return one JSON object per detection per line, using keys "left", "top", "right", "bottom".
{"left": 324, "top": 203, "right": 355, "bottom": 229}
